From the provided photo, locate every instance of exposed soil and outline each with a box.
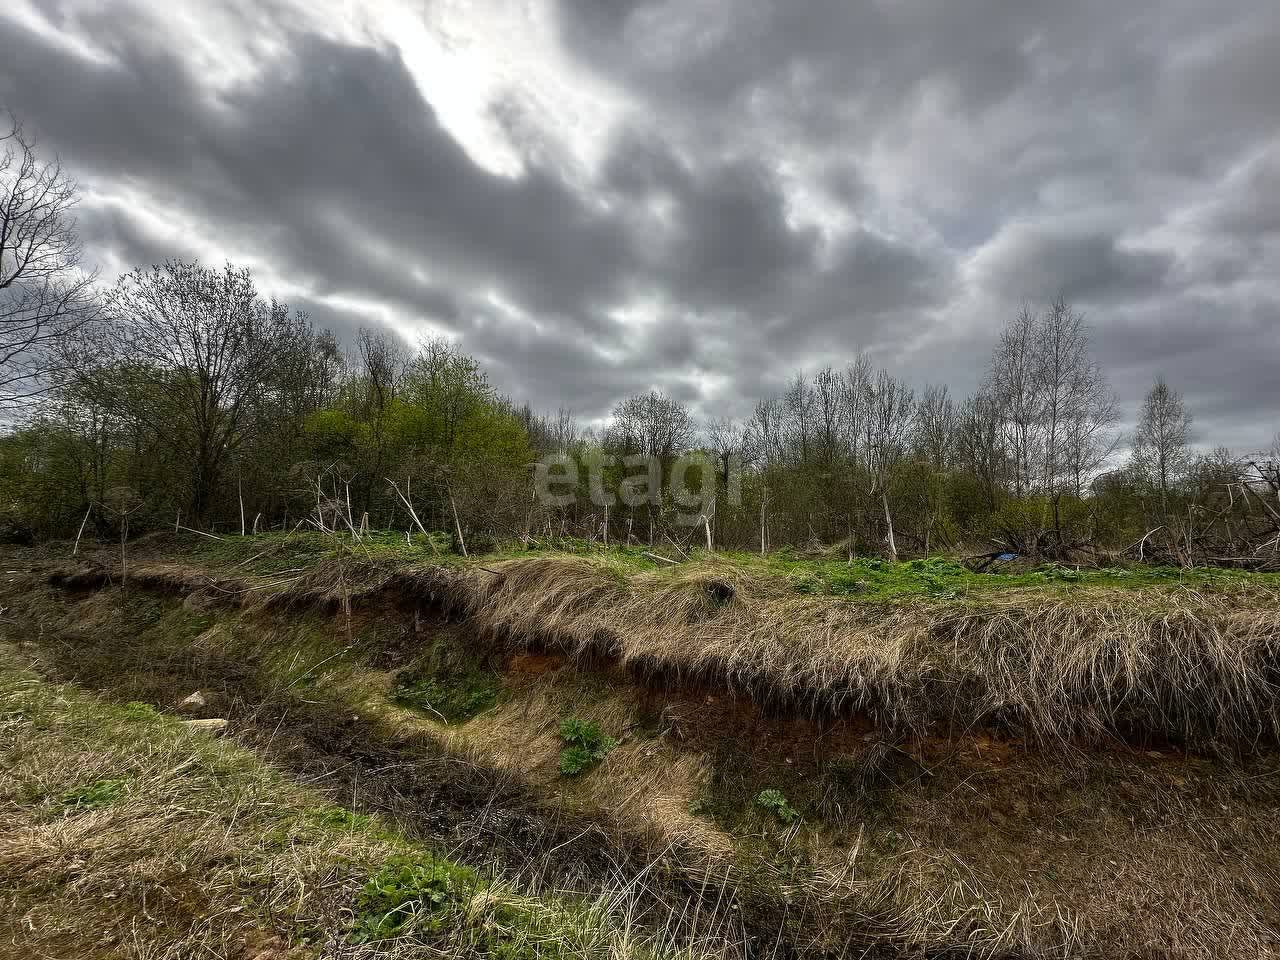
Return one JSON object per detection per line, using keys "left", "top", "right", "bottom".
{"left": 6, "top": 549, "right": 1280, "bottom": 959}
{"left": 6, "top": 570, "right": 930, "bottom": 959}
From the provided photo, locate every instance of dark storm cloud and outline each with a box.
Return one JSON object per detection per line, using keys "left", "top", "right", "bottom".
{"left": 1202, "top": 146, "right": 1280, "bottom": 240}
{"left": 1094, "top": 296, "right": 1280, "bottom": 451}
{"left": 2, "top": 18, "right": 640, "bottom": 324}
{"left": 975, "top": 223, "right": 1175, "bottom": 304}
{"left": 72, "top": 199, "right": 198, "bottom": 274}
{"left": 602, "top": 132, "right": 819, "bottom": 313}
{"left": 1, "top": 0, "right": 1277, "bottom": 444}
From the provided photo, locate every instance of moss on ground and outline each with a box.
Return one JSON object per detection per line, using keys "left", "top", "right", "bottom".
{"left": 394, "top": 669, "right": 502, "bottom": 723}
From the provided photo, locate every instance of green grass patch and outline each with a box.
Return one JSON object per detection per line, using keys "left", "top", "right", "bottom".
{"left": 167, "top": 529, "right": 1280, "bottom": 605}
{"left": 394, "top": 670, "right": 502, "bottom": 723}
{"left": 351, "top": 854, "right": 479, "bottom": 943}
{"left": 392, "top": 628, "right": 504, "bottom": 724}
{"left": 728, "top": 550, "right": 1280, "bottom": 601}
{"left": 0, "top": 644, "right": 724, "bottom": 960}
{"left": 60, "top": 777, "right": 127, "bottom": 810}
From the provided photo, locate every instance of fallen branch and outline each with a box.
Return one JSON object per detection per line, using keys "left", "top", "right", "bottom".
{"left": 644, "top": 552, "right": 679, "bottom": 565}
{"left": 177, "top": 525, "right": 225, "bottom": 542}
{"left": 385, "top": 478, "right": 437, "bottom": 555}
{"left": 450, "top": 493, "right": 467, "bottom": 558}
{"left": 72, "top": 504, "right": 92, "bottom": 557}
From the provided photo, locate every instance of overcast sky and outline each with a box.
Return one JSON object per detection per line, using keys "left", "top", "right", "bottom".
{"left": 1, "top": 0, "right": 1277, "bottom": 447}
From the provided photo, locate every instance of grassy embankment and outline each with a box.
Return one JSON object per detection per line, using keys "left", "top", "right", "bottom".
{"left": 154, "top": 530, "right": 1280, "bottom": 750}
{"left": 0, "top": 644, "right": 743, "bottom": 960}
{"left": 4, "top": 531, "right": 1280, "bottom": 957}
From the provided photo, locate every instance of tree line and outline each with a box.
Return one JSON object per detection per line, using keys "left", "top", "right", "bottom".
{"left": 2, "top": 113, "right": 1277, "bottom": 565}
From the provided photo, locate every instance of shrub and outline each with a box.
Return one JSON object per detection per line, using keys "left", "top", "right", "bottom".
{"left": 464, "top": 530, "right": 498, "bottom": 555}
{"left": 754, "top": 788, "right": 800, "bottom": 825}
{"left": 558, "top": 718, "right": 616, "bottom": 776}
{"left": 351, "top": 856, "right": 474, "bottom": 943}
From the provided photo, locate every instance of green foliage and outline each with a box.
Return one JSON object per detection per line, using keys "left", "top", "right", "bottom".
{"left": 351, "top": 854, "right": 622, "bottom": 958}
{"left": 1, "top": 258, "right": 1274, "bottom": 571}
{"left": 558, "top": 718, "right": 616, "bottom": 776}
{"left": 3, "top": 647, "right": 710, "bottom": 960}
{"left": 310, "top": 806, "right": 378, "bottom": 832}
{"left": 120, "top": 701, "right": 161, "bottom": 722}
{"left": 2, "top": 314, "right": 540, "bottom": 542}
{"left": 61, "top": 778, "right": 126, "bottom": 810}
{"left": 525, "top": 536, "right": 598, "bottom": 556}
{"left": 392, "top": 630, "right": 503, "bottom": 724}
{"left": 754, "top": 788, "right": 801, "bottom": 825}
{"left": 784, "top": 555, "right": 973, "bottom": 599}
{"left": 350, "top": 855, "right": 476, "bottom": 943}
{"left": 1032, "top": 563, "right": 1084, "bottom": 583}
{"left": 302, "top": 408, "right": 366, "bottom": 461}
{"left": 458, "top": 529, "right": 498, "bottom": 555}
{"left": 734, "top": 549, "right": 1273, "bottom": 602}
{"left": 394, "top": 671, "right": 501, "bottom": 724}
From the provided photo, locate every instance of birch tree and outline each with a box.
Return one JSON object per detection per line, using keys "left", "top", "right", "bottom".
{"left": 1132, "top": 377, "right": 1192, "bottom": 516}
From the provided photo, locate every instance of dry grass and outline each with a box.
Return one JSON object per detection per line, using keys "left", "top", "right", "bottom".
{"left": 0, "top": 646, "right": 753, "bottom": 960}
{"left": 369, "top": 555, "right": 1280, "bottom": 753}
{"left": 365, "top": 621, "right": 1280, "bottom": 960}
{"left": 196, "top": 547, "right": 1280, "bottom": 752}
{"left": 18, "top": 548, "right": 1280, "bottom": 958}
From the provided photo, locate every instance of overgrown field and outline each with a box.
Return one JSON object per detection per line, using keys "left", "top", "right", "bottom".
{"left": 3, "top": 534, "right": 1280, "bottom": 958}
{"left": 0, "top": 647, "right": 738, "bottom": 960}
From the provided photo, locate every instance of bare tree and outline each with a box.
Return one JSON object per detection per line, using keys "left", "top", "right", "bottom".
{"left": 347, "top": 327, "right": 410, "bottom": 514}
{"left": 522, "top": 406, "right": 582, "bottom": 456}
{"left": 812, "top": 365, "right": 845, "bottom": 466}
{"left": 987, "top": 306, "right": 1042, "bottom": 497}
{"left": 357, "top": 328, "right": 408, "bottom": 416}
{"left": 986, "top": 301, "right": 1117, "bottom": 513}
{"left": 781, "top": 373, "right": 815, "bottom": 465}
{"left": 1033, "top": 300, "right": 1118, "bottom": 497}
{"left": 606, "top": 390, "right": 695, "bottom": 462}
{"left": 914, "top": 383, "right": 955, "bottom": 470}
{"left": 908, "top": 384, "right": 956, "bottom": 554}
{"left": 840, "top": 355, "right": 874, "bottom": 467}
{"left": 549, "top": 408, "right": 580, "bottom": 454}
{"left": 746, "top": 396, "right": 784, "bottom": 468}
{"left": 1132, "top": 376, "right": 1193, "bottom": 515}
{"left": 107, "top": 260, "right": 301, "bottom": 524}
{"left": 866, "top": 370, "right": 915, "bottom": 561}
{"left": 956, "top": 389, "right": 1006, "bottom": 511}
{"left": 706, "top": 416, "right": 746, "bottom": 483}
{"left": 603, "top": 390, "right": 696, "bottom": 544}
{"left": 0, "top": 115, "right": 98, "bottom": 406}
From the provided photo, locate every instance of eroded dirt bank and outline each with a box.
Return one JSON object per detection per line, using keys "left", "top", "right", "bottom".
{"left": 5, "top": 547, "right": 1280, "bottom": 959}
